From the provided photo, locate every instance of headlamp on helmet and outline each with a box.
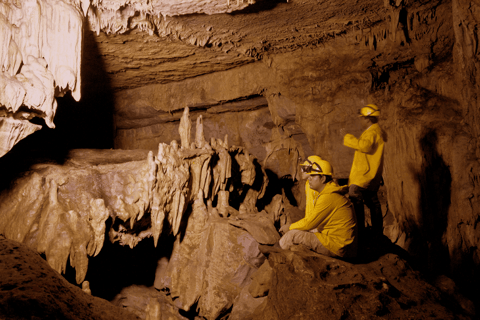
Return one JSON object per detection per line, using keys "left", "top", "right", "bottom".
{"left": 300, "top": 158, "right": 323, "bottom": 174}
{"left": 299, "top": 156, "right": 333, "bottom": 176}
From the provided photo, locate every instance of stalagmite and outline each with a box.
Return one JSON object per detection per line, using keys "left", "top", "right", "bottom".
{"left": 145, "top": 298, "right": 162, "bottom": 320}
{"left": 223, "top": 134, "right": 229, "bottom": 149}
{"left": 207, "top": 199, "right": 220, "bottom": 219}
{"left": 179, "top": 106, "right": 191, "bottom": 149}
{"left": 191, "top": 189, "right": 208, "bottom": 230}
{"left": 82, "top": 281, "right": 92, "bottom": 295}
{"left": 0, "top": 107, "right": 270, "bottom": 288}
{"left": 196, "top": 115, "right": 207, "bottom": 149}
{"left": 212, "top": 147, "right": 231, "bottom": 196}
{"left": 200, "top": 155, "right": 212, "bottom": 197}
{"left": 190, "top": 154, "right": 212, "bottom": 200}
{"left": 217, "top": 190, "right": 230, "bottom": 217}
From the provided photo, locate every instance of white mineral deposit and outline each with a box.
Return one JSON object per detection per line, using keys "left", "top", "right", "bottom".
{"left": 0, "top": 0, "right": 479, "bottom": 319}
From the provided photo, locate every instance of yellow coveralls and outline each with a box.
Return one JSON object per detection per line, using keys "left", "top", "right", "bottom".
{"left": 289, "top": 181, "right": 357, "bottom": 257}
{"left": 343, "top": 122, "right": 385, "bottom": 238}
{"left": 343, "top": 123, "right": 384, "bottom": 188}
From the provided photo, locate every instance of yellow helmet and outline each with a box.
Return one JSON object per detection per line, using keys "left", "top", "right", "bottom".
{"left": 359, "top": 104, "right": 380, "bottom": 117}
{"left": 300, "top": 155, "right": 333, "bottom": 176}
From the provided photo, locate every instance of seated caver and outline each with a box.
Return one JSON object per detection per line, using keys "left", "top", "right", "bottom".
{"left": 279, "top": 156, "right": 358, "bottom": 258}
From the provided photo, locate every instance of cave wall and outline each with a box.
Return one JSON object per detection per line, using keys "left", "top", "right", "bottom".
{"left": 111, "top": 0, "right": 480, "bottom": 296}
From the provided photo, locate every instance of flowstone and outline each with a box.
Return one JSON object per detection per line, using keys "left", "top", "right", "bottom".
{"left": 0, "top": 107, "right": 271, "bottom": 290}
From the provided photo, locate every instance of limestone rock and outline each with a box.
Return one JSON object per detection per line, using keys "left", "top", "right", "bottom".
{"left": 1, "top": 0, "right": 480, "bottom": 315}
{"left": 111, "top": 285, "right": 192, "bottom": 320}
{"left": 229, "top": 284, "right": 267, "bottom": 320}
{"left": 0, "top": 0, "right": 83, "bottom": 154}
{"left": 251, "top": 249, "right": 474, "bottom": 319}
{"left": 154, "top": 213, "right": 266, "bottom": 319}
{"left": 228, "top": 214, "right": 280, "bottom": 245}
{"left": 248, "top": 260, "right": 274, "bottom": 298}
{"left": 104, "top": 0, "right": 480, "bottom": 304}
{"left": 0, "top": 236, "right": 140, "bottom": 320}
{"left": 0, "top": 110, "right": 269, "bottom": 288}
{"left": 0, "top": 156, "right": 153, "bottom": 283}
{"left": 145, "top": 298, "right": 161, "bottom": 320}
{"left": 0, "top": 117, "right": 41, "bottom": 157}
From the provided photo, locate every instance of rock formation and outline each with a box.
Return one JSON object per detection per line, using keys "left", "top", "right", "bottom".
{"left": 0, "top": 0, "right": 258, "bottom": 157}
{"left": 104, "top": 0, "right": 480, "bottom": 307}
{"left": 0, "top": 107, "right": 271, "bottom": 288}
{"left": 0, "top": 0, "right": 83, "bottom": 156}
{"left": 0, "top": 0, "right": 479, "bottom": 317}
{"left": 0, "top": 110, "right": 477, "bottom": 319}
{"left": 249, "top": 247, "right": 475, "bottom": 319}
{"left": 1, "top": 232, "right": 476, "bottom": 319}
{"left": 0, "top": 236, "right": 140, "bottom": 320}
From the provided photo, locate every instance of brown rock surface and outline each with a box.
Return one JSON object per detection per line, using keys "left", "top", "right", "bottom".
{"left": 111, "top": 285, "right": 190, "bottom": 320}
{"left": 1, "top": 233, "right": 475, "bottom": 320}
{"left": 252, "top": 246, "right": 474, "bottom": 320}
{"left": 0, "top": 236, "right": 140, "bottom": 320}
{"left": 99, "top": 0, "right": 480, "bottom": 308}
{"left": 0, "top": 0, "right": 480, "bottom": 317}
{"left": 154, "top": 214, "right": 267, "bottom": 319}
{"left": 0, "top": 129, "right": 269, "bottom": 286}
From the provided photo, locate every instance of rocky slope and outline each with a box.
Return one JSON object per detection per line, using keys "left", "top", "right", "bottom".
{"left": 0, "top": 236, "right": 140, "bottom": 320}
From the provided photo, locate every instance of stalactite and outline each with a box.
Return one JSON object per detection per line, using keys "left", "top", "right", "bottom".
{"left": 0, "top": 106, "right": 269, "bottom": 284}
{"left": 0, "top": 0, "right": 83, "bottom": 157}
{"left": 87, "top": 199, "right": 110, "bottom": 257}
{"left": 145, "top": 151, "right": 157, "bottom": 216}
{"left": 369, "top": 33, "right": 375, "bottom": 50}
{"left": 0, "top": 118, "right": 41, "bottom": 156}
{"left": 390, "top": 8, "right": 401, "bottom": 41}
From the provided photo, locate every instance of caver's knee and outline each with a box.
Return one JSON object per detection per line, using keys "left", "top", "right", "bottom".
{"left": 279, "top": 230, "right": 297, "bottom": 249}
{"left": 279, "top": 230, "right": 311, "bottom": 250}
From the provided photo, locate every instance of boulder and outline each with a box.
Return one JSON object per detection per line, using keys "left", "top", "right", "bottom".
{"left": 154, "top": 200, "right": 267, "bottom": 319}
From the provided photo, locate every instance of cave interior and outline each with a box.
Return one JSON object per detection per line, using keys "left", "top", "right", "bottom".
{"left": 0, "top": 0, "right": 479, "bottom": 319}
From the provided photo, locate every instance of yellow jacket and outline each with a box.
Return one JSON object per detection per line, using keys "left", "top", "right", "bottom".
{"left": 344, "top": 123, "right": 384, "bottom": 189}
{"left": 290, "top": 181, "right": 357, "bottom": 257}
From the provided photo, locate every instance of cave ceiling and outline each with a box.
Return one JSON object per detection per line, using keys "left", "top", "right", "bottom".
{"left": 0, "top": 0, "right": 450, "bottom": 156}
{"left": 87, "top": 0, "right": 394, "bottom": 91}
